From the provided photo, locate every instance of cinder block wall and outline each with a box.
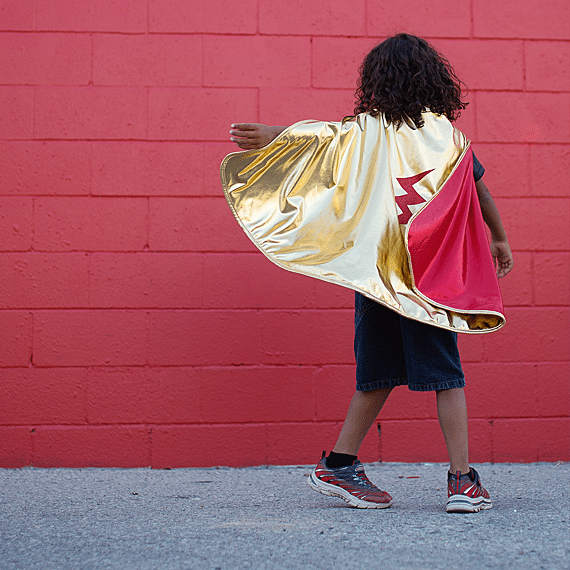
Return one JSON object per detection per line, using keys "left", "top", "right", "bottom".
{"left": 0, "top": 0, "right": 568, "bottom": 468}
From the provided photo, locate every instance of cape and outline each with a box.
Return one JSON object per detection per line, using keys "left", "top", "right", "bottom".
{"left": 220, "top": 112, "right": 505, "bottom": 333}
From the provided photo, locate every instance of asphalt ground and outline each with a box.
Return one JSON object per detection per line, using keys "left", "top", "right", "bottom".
{"left": 0, "top": 462, "right": 568, "bottom": 570}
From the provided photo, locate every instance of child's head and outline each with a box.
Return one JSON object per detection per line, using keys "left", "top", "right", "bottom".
{"left": 354, "top": 33, "right": 467, "bottom": 128}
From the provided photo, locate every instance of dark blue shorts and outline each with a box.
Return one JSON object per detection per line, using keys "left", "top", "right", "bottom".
{"left": 354, "top": 292, "right": 465, "bottom": 392}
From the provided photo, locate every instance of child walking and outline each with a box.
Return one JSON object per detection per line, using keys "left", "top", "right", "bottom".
{"left": 224, "top": 34, "right": 513, "bottom": 513}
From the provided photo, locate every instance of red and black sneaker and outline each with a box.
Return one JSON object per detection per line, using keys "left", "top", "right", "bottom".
{"left": 446, "top": 467, "right": 492, "bottom": 513}
{"left": 308, "top": 454, "right": 393, "bottom": 509}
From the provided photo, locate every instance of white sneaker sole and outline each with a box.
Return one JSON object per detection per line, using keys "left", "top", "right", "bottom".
{"left": 308, "top": 470, "right": 393, "bottom": 509}
{"left": 446, "top": 494, "right": 493, "bottom": 513}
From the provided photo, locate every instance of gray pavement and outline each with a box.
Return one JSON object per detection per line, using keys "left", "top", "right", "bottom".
{"left": 0, "top": 462, "right": 568, "bottom": 570}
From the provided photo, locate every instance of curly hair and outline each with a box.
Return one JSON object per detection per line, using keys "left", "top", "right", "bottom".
{"left": 354, "top": 34, "right": 467, "bottom": 128}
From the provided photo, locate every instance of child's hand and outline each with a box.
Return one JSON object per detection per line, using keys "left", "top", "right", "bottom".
{"left": 229, "top": 124, "right": 284, "bottom": 150}
{"left": 490, "top": 241, "right": 513, "bottom": 278}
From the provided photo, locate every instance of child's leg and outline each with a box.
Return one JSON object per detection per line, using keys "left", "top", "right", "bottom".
{"left": 333, "top": 387, "right": 393, "bottom": 455}
{"left": 436, "top": 387, "right": 469, "bottom": 474}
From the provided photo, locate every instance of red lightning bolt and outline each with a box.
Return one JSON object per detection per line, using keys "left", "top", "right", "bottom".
{"left": 395, "top": 169, "right": 434, "bottom": 225}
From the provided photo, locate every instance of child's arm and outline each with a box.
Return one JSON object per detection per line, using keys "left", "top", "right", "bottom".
{"left": 475, "top": 178, "right": 514, "bottom": 278}
{"left": 230, "top": 123, "right": 287, "bottom": 150}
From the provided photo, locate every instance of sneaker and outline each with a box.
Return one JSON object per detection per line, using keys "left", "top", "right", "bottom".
{"left": 446, "top": 467, "right": 492, "bottom": 513}
{"left": 308, "top": 454, "right": 393, "bottom": 509}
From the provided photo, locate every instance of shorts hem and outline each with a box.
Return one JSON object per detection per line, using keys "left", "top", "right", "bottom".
{"left": 407, "top": 377, "right": 465, "bottom": 392}
{"left": 356, "top": 376, "right": 465, "bottom": 392}
{"left": 356, "top": 377, "right": 408, "bottom": 391}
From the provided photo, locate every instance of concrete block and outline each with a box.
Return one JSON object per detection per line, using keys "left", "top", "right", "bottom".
{"left": 312, "top": 37, "right": 381, "bottom": 89}
{"left": 0, "top": 427, "right": 32, "bottom": 467}
{"left": 33, "top": 426, "right": 151, "bottom": 468}
{"left": 266, "top": 422, "right": 343, "bottom": 465}
{"left": 86, "top": 367, "right": 200, "bottom": 424}
{"left": 526, "top": 41, "right": 570, "bottom": 92}
{"left": 495, "top": 197, "right": 570, "bottom": 251}
{"left": 0, "top": 368, "right": 87, "bottom": 424}
{"left": 91, "top": 142, "right": 152, "bottom": 196}
{"left": 468, "top": 420, "right": 493, "bottom": 463}
{"left": 381, "top": 420, "right": 449, "bottom": 462}
{"left": 260, "top": 0, "right": 365, "bottom": 36}
{"left": 378, "top": 386, "right": 432, "bottom": 421}
{"left": 149, "top": 0, "right": 257, "bottom": 33}
{"left": 493, "top": 419, "right": 539, "bottom": 462}
{"left": 307, "top": 281, "right": 354, "bottom": 310}
{"left": 152, "top": 425, "right": 267, "bottom": 468}
{"left": 0, "top": 33, "right": 90, "bottom": 85}
{"left": 257, "top": 309, "right": 354, "bottom": 365}
{"left": 0, "top": 87, "right": 33, "bottom": 139}
{"left": 453, "top": 106, "right": 477, "bottom": 142}
{"left": 474, "top": 0, "right": 570, "bottom": 39}
{"left": 481, "top": 307, "right": 570, "bottom": 362}
{"left": 497, "top": 251, "right": 532, "bottom": 307}
{"left": 259, "top": 88, "right": 354, "bottom": 126}
{"left": 432, "top": 39, "right": 524, "bottom": 91}
{"left": 478, "top": 92, "right": 570, "bottom": 143}
{"left": 92, "top": 142, "right": 204, "bottom": 197}
{"left": 198, "top": 366, "right": 315, "bottom": 423}
{"left": 148, "top": 197, "right": 256, "bottom": 252}
{"left": 313, "top": 365, "right": 356, "bottom": 421}
{"left": 36, "top": 0, "right": 147, "bottom": 32}
{"left": 0, "top": 311, "right": 30, "bottom": 366}
{"left": 34, "top": 87, "right": 147, "bottom": 140}
{"left": 203, "top": 252, "right": 353, "bottom": 310}
{"left": 463, "top": 362, "right": 538, "bottom": 418}
{"left": 93, "top": 34, "right": 202, "bottom": 87}
{"left": 149, "top": 143, "right": 204, "bottom": 196}
{"left": 204, "top": 36, "right": 311, "bottom": 88}
{"left": 203, "top": 142, "right": 237, "bottom": 196}
{"left": 457, "top": 334, "right": 484, "bottom": 363}
{"left": 366, "top": 0, "right": 471, "bottom": 38}
{"left": 0, "top": 142, "right": 90, "bottom": 196}
{"left": 34, "top": 197, "right": 147, "bottom": 252}
{"left": 530, "top": 144, "right": 570, "bottom": 196}
{"left": 202, "top": 253, "right": 316, "bottom": 309}
{"left": 0, "top": 253, "right": 89, "bottom": 308}
{"left": 0, "top": 0, "right": 34, "bottom": 30}
{"left": 148, "top": 310, "right": 263, "bottom": 366}
{"left": 533, "top": 252, "right": 570, "bottom": 306}
{"left": 0, "top": 197, "right": 32, "bottom": 251}
{"left": 536, "top": 362, "right": 570, "bottom": 418}
{"left": 33, "top": 310, "right": 147, "bottom": 366}
{"left": 537, "top": 419, "right": 570, "bottom": 461}
{"left": 148, "top": 88, "right": 258, "bottom": 141}
{"left": 89, "top": 253, "right": 202, "bottom": 308}
{"left": 473, "top": 143, "right": 530, "bottom": 197}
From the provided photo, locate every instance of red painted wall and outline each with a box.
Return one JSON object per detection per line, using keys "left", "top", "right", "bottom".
{"left": 0, "top": 0, "right": 568, "bottom": 468}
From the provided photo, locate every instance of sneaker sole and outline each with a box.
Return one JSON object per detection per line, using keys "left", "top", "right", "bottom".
{"left": 308, "top": 471, "right": 393, "bottom": 509}
{"left": 446, "top": 495, "right": 493, "bottom": 513}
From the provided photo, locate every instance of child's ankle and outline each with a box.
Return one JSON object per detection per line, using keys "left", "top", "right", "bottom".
{"left": 449, "top": 466, "right": 472, "bottom": 477}
{"left": 327, "top": 451, "right": 357, "bottom": 468}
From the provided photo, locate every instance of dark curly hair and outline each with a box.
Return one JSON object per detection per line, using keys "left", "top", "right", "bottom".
{"left": 354, "top": 34, "right": 467, "bottom": 128}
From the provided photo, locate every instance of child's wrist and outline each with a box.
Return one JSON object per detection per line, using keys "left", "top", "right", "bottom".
{"left": 271, "top": 126, "right": 286, "bottom": 139}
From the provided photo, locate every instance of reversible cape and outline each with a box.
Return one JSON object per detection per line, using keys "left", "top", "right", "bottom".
{"left": 220, "top": 112, "right": 505, "bottom": 333}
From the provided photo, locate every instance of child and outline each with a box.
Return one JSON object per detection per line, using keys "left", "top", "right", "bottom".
{"left": 224, "top": 34, "right": 513, "bottom": 513}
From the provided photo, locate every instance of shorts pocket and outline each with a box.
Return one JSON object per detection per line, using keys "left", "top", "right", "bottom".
{"left": 354, "top": 292, "right": 375, "bottom": 318}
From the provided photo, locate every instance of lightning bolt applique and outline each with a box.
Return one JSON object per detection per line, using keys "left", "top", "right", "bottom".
{"left": 395, "top": 169, "right": 434, "bottom": 225}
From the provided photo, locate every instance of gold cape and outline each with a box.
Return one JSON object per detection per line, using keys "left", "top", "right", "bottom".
{"left": 221, "top": 112, "right": 505, "bottom": 333}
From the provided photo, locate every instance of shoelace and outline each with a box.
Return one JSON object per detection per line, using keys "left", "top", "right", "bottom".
{"left": 354, "top": 467, "right": 378, "bottom": 489}
{"left": 335, "top": 465, "right": 372, "bottom": 487}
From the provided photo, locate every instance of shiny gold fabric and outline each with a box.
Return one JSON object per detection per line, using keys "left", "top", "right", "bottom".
{"left": 221, "top": 112, "right": 504, "bottom": 333}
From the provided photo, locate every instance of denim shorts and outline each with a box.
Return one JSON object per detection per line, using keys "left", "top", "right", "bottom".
{"left": 354, "top": 292, "right": 465, "bottom": 392}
